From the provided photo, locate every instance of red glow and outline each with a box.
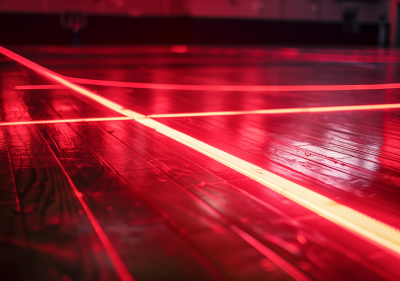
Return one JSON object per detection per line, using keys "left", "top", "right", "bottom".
{"left": 231, "top": 226, "right": 311, "bottom": 281}
{"left": 0, "top": 46, "right": 135, "bottom": 281}
{"left": 17, "top": 45, "right": 400, "bottom": 63}
{"left": 0, "top": 46, "right": 139, "bottom": 119}
{"left": 15, "top": 85, "right": 65, "bottom": 90}
{"left": 2, "top": 45, "right": 400, "bottom": 260}
{"left": 0, "top": 117, "right": 134, "bottom": 127}
{"left": 59, "top": 162, "right": 135, "bottom": 281}
{"left": 136, "top": 117, "right": 400, "bottom": 257}
{"left": 149, "top": 103, "right": 400, "bottom": 118}
{"left": 170, "top": 45, "right": 189, "bottom": 53}
{"left": 66, "top": 76, "right": 400, "bottom": 92}
{"left": 44, "top": 139, "right": 135, "bottom": 281}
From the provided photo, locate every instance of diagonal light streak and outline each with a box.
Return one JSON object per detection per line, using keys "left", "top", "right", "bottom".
{"left": 1, "top": 46, "right": 399, "bottom": 278}
{"left": 134, "top": 116, "right": 400, "bottom": 257}
{"left": 148, "top": 103, "right": 400, "bottom": 118}
{"left": 15, "top": 85, "right": 66, "bottom": 90}
{"left": 0, "top": 46, "right": 136, "bottom": 281}
{"left": 0, "top": 117, "right": 134, "bottom": 127}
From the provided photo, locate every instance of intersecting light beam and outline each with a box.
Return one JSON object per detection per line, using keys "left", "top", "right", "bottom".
{"left": 0, "top": 46, "right": 137, "bottom": 281}
{"left": 134, "top": 116, "right": 400, "bottom": 257}
{"left": 0, "top": 46, "right": 142, "bottom": 119}
{"left": 2, "top": 46, "right": 400, "bottom": 267}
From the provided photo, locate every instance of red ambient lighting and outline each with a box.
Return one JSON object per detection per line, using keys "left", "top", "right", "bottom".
{"left": 1, "top": 46, "right": 400, "bottom": 264}
{"left": 15, "top": 85, "right": 66, "bottom": 90}
{"left": 49, "top": 148, "right": 135, "bottom": 281}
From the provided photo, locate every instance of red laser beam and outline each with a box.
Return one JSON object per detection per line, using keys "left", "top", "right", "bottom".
{"left": 15, "top": 85, "right": 66, "bottom": 90}
{"left": 148, "top": 103, "right": 400, "bottom": 118}
{"left": 231, "top": 226, "right": 312, "bottom": 281}
{"left": 48, "top": 146, "right": 135, "bottom": 281}
{"left": 66, "top": 76, "right": 400, "bottom": 92}
{"left": 0, "top": 117, "right": 134, "bottom": 127}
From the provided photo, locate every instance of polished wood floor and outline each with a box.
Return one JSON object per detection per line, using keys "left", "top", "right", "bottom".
{"left": 0, "top": 45, "right": 399, "bottom": 281}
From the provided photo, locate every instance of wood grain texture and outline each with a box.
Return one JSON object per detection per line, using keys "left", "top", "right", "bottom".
{"left": 0, "top": 127, "right": 34, "bottom": 281}
{"left": 155, "top": 113, "right": 400, "bottom": 229}
{"left": 0, "top": 60, "right": 119, "bottom": 281}
{"left": 96, "top": 120, "right": 399, "bottom": 281}
{"left": 4, "top": 124, "right": 119, "bottom": 281}
{"left": 2, "top": 46, "right": 400, "bottom": 281}
{"left": 37, "top": 122, "right": 218, "bottom": 281}
{"left": 0, "top": 59, "right": 122, "bottom": 124}
{"left": 66, "top": 120, "right": 295, "bottom": 281}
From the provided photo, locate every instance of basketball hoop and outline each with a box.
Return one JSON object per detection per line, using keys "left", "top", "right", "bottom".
{"left": 61, "top": 10, "right": 87, "bottom": 32}
{"left": 61, "top": 10, "right": 87, "bottom": 45}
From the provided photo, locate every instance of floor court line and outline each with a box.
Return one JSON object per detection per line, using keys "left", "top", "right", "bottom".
{"left": 0, "top": 46, "right": 136, "bottom": 281}
{"left": 0, "top": 117, "right": 134, "bottom": 127}
{"left": 67, "top": 76, "right": 400, "bottom": 92}
{"left": 0, "top": 46, "right": 141, "bottom": 119}
{"left": 1, "top": 46, "right": 400, "bottom": 270}
{"left": 15, "top": 85, "right": 66, "bottom": 90}
{"left": 148, "top": 103, "right": 400, "bottom": 118}
{"left": 231, "top": 225, "right": 312, "bottom": 281}
{"left": 135, "top": 116, "right": 400, "bottom": 257}
{"left": 45, "top": 139, "right": 135, "bottom": 281}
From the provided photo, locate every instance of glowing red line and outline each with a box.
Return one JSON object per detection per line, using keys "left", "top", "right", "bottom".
{"left": 0, "top": 46, "right": 135, "bottom": 281}
{"left": 0, "top": 117, "right": 134, "bottom": 127}
{"left": 0, "top": 46, "right": 140, "bottom": 119}
{"left": 66, "top": 76, "right": 400, "bottom": 92}
{"left": 15, "top": 85, "right": 65, "bottom": 90}
{"left": 231, "top": 226, "right": 312, "bottom": 281}
{"left": 3, "top": 46, "right": 400, "bottom": 264}
{"left": 49, "top": 149, "right": 135, "bottom": 281}
{"left": 149, "top": 103, "right": 400, "bottom": 118}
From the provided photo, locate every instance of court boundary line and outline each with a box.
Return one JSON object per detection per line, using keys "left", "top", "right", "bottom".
{"left": 0, "top": 117, "right": 134, "bottom": 127}
{"left": 44, "top": 138, "right": 135, "bottom": 281}
{"left": 0, "top": 46, "right": 136, "bottom": 281}
{"left": 134, "top": 116, "right": 400, "bottom": 257}
{"left": 66, "top": 75, "right": 400, "bottom": 92}
{"left": 148, "top": 103, "right": 400, "bottom": 118}
{"left": 15, "top": 85, "right": 66, "bottom": 90}
{"left": 1, "top": 46, "right": 400, "bottom": 277}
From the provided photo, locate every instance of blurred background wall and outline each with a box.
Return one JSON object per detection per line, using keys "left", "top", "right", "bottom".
{"left": 0, "top": 0, "right": 392, "bottom": 46}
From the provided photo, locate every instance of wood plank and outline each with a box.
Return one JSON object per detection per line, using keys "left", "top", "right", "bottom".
{"left": 0, "top": 60, "right": 122, "bottom": 123}
{"left": 4, "top": 124, "right": 120, "bottom": 281}
{"left": 37, "top": 122, "right": 221, "bottom": 281}
{"left": 0, "top": 64, "right": 120, "bottom": 281}
{"left": 0, "top": 127, "right": 35, "bottom": 281}
{"left": 1, "top": 57, "right": 222, "bottom": 281}
{"left": 0, "top": 65, "right": 32, "bottom": 123}
{"left": 95, "top": 120, "right": 399, "bottom": 281}
{"left": 155, "top": 115, "right": 400, "bottom": 229}
{"left": 190, "top": 114, "right": 400, "bottom": 189}
{"left": 67, "top": 121, "right": 295, "bottom": 281}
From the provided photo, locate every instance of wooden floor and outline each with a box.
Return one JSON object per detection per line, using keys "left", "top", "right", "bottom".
{"left": 1, "top": 45, "right": 399, "bottom": 281}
